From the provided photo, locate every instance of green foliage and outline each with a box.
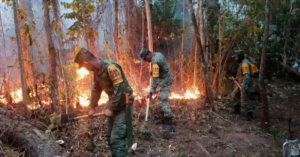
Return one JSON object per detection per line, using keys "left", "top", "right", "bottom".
{"left": 61, "top": 0, "right": 96, "bottom": 45}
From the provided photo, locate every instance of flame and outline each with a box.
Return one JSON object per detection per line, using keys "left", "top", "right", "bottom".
{"left": 170, "top": 87, "right": 200, "bottom": 99}
{"left": 76, "top": 91, "right": 109, "bottom": 107}
{"left": 11, "top": 88, "right": 23, "bottom": 103}
{"left": 76, "top": 68, "right": 89, "bottom": 81}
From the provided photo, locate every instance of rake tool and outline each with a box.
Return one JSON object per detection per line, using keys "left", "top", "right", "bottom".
{"left": 60, "top": 112, "right": 105, "bottom": 126}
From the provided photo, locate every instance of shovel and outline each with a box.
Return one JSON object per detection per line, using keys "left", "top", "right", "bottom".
{"left": 60, "top": 112, "right": 105, "bottom": 124}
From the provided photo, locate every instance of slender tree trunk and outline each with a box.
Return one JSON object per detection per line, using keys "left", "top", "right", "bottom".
{"left": 113, "top": 0, "right": 119, "bottom": 59}
{"left": 283, "top": 0, "right": 292, "bottom": 66}
{"left": 259, "top": 0, "right": 270, "bottom": 128}
{"left": 198, "top": 0, "right": 205, "bottom": 54}
{"left": 0, "top": 12, "right": 9, "bottom": 96}
{"left": 141, "top": 0, "right": 145, "bottom": 48}
{"left": 215, "top": 0, "right": 223, "bottom": 98}
{"left": 12, "top": 0, "right": 28, "bottom": 117}
{"left": 164, "top": 0, "right": 169, "bottom": 19}
{"left": 53, "top": 0, "right": 68, "bottom": 113}
{"left": 43, "top": 0, "right": 59, "bottom": 112}
{"left": 20, "top": 0, "right": 31, "bottom": 90}
{"left": 181, "top": 0, "right": 185, "bottom": 93}
{"left": 81, "top": 0, "right": 93, "bottom": 91}
{"left": 188, "top": 0, "right": 214, "bottom": 106}
{"left": 145, "top": 0, "right": 153, "bottom": 52}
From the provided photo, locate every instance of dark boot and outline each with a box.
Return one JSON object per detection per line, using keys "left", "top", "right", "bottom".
{"left": 154, "top": 117, "right": 167, "bottom": 124}
{"left": 230, "top": 105, "right": 240, "bottom": 114}
{"left": 242, "top": 112, "right": 253, "bottom": 121}
{"left": 165, "top": 117, "right": 175, "bottom": 133}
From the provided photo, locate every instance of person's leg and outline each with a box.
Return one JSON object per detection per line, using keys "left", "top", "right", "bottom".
{"left": 110, "top": 110, "right": 128, "bottom": 157}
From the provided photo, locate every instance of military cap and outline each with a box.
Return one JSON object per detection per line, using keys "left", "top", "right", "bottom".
{"left": 74, "top": 48, "right": 89, "bottom": 68}
{"left": 231, "top": 49, "right": 244, "bottom": 58}
{"left": 139, "top": 48, "right": 149, "bottom": 59}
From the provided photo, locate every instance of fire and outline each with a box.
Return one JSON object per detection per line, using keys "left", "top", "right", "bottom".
{"left": 170, "top": 87, "right": 200, "bottom": 99}
{"left": 76, "top": 68, "right": 89, "bottom": 81}
{"left": 76, "top": 91, "right": 109, "bottom": 107}
{"left": 11, "top": 88, "right": 23, "bottom": 103}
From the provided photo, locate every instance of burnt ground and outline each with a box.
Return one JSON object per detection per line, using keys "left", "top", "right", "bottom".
{"left": 1, "top": 79, "right": 300, "bottom": 157}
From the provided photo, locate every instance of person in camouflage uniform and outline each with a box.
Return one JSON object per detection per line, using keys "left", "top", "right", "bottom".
{"left": 244, "top": 54, "right": 260, "bottom": 102}
{"left": 74, "top": 48, "right": 134, "bottom": 157}
{"left": 231, "top": 50, "right": 254, "bottom": 121}
{"left": 139, "top": 48, "right": 175, "bottom": 133}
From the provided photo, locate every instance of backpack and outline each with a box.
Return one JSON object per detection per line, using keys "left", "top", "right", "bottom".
{"left": 245, "top": 55, "right": 259, "bottom": 78}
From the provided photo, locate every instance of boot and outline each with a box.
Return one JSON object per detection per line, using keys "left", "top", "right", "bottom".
{"left": 242, "top": 112, "right": 253, "bottom": 121}
{"left": 154, "top": 117, "right": 167, "bottom": 124}
{"left": 165, "top": 117, "right": 175, "bottom": 133}
{"left": 230, "top": 105, "right": 240, "bottom": 114}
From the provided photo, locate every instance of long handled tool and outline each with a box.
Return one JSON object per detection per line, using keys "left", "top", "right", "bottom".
{"left": 60, "top": 112, "right": 105, "bottom": 124}
{"left": 226, "top": 74, "right": 242, "bottom": 90}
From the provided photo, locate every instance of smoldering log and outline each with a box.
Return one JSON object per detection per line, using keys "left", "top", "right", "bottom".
{"left": 0, "top": 115, "right": 63, "bottom": 157}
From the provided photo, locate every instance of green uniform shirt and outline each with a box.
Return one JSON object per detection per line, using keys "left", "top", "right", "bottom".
{"left": 238, "top": 58, "right": 254, "bottom": 92}
{"left": 90, "top": 59, "right": 133, "bottom": 110}
{"left": 150, "top": 52, "right": 173, "bottom": 93}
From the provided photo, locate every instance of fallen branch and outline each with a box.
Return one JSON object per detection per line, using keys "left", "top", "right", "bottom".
{"left": 196, "top": 141, "right": 213, "bottom": 157}
{"left": 280, "top": 63, "right": 300, "bottom": 77}
{"left": 0, "top": 115, "right": 63, "bottom": 157}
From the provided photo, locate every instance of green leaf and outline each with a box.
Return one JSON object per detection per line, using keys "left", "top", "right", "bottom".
{"left": 45, "top": 130, "right": 51, "bottom": 134}
{"left": 29, "top": 61, "right": 34, "bottom": 65}
{"left": 7, "top": 66, "right": 14, "bottom": 68}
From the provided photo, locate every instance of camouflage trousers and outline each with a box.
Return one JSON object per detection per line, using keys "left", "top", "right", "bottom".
{"left": 106, "top": 94, "right": 133, "bottom": 157}
{"left": 252, "top": 78, "right": 261, "bottom": 101}
{"left": 232, "top": 87, "right": 253, "bottom": 112}
{"left": 159, "top": 76, "right": 174, "bottom": 118}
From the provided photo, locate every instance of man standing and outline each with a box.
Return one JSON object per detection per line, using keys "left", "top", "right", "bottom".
{"left": 139, "top": 48, "right": 175, "bottom": 133}
{"left": 74, "top": 48, "right": 133, "bottom": 157}
{"left": 231, "top": 50, "right": 254, "bottom": 121}
{"left": 245, "top": 54, "right": 260, "bottom": 102}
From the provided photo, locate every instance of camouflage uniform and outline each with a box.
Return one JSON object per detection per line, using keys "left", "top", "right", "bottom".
{"left": 139, "top": 49, "right": 174, "bottom": 118}
{"left": 245, "top": 54, "right": 260, "bottom": 101}
{"left": 75, "top": 49, "right": 133, "bottom": 157}
{"left": 232, "top": 54, "right": 254, "bottom": 113}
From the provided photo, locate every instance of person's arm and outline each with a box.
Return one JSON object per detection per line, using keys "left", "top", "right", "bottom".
{"left": 107, "top": 64, "right": 124, "bottom": 110}
{"left": 90, "top": 75, "right": 102, "bottom": 108}
{"left": 241, "top": 63, "right": 251, "bottom": 92}
{"left": 149, "top": 63, "right": 160, "bottom": 93}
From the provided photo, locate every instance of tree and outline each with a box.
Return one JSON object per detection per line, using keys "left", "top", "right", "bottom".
{"left": 259, "top": 0, "right": 270, "bottom": 128}
{"left": 145, "top": 0, "right": 153, "bottom": 52}
{"left": 12, "top": 0, "right": 28, "bottom": 117}
{"left": 188, "top": 0, "right": 214, "bottom": 106}
{"left": 113, "top": 0, "right": 119, "bottom": 59}
{"left": 52, "top": 0, "right": 68, "bottom": 113}
{"left": 43, "top": 0, "right": 59, "bottom": 112}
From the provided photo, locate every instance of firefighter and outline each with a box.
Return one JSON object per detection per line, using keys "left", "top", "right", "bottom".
{"left": 139, "top": 48, "right": 175, "bottom": 133}
{"left": 74, "top": 48, "right": 133, "bottom": 157}
{"left": 231, "top": 50, "right": 254, "bottom": 121}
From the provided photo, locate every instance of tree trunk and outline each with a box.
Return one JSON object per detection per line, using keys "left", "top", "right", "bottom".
{"left": 0, "top": 115, "right": 63, "bottom": 156}
{"left": 215, "top": 0, "right": 223, "bottom": 98}
{"left": 198, "top": 0, "right": 205, "bottom": 54}
{"left": 188, "top": 0, "right": 214, "bottom": 106}
{"left": 0, "top": 12, "right": 10, "bottom": 102}
{"left": 259, "top": 0, "right": 270, "bottom": 128}
{"left": 141, "top": 0, "right": 145, "bottom": 48}
{"left": 283, "top": 0, "right": 292, "bottom": 66}
{"left": 43, "top": 0, "right": 59, "bottom": 112}
{"left": 113, "top": 0, "right": 119, "bottom": 59}
{"left": 181, "top": 0, "right": 185, "bottom": 93}
{"left": 145, "top": 0, "right": 153, "bottom": 52}
{"left": 52, "top": 0, "right": 68, "bottom": 113}
{"left": 81, "top": 0, "right": 93, "bottom": 92}
{"left": 12, "top": 0, "right": 29, "bottom": 117}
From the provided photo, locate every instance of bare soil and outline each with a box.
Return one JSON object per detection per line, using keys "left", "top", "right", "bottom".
{"left": 1, "top": 80, "right": 300, "bottom": 157}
